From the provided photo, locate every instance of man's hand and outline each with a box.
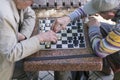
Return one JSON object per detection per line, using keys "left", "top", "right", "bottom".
{"left": 37, "top": 30, "right": 58, "bottom": 43}
{"left": 18, "top": 33, "right": 26, "bottom": 41}
{"left": 87, "top": 17, "right": 100, "bottom": 27}
{"left": 51, "top": 16, "right": 71, "bottom": 32}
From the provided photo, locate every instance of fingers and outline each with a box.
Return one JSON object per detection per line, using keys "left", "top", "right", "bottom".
{"left": 18, "top": 33, "right": 26, "bottom": 41}
{"left": 48, "top": 30, "right": 58, "bottom": 42}
{"left": 87, "top": 16, "right": 100, "bottom": 27}
{"left": 51, "top": 19, "right": 63, "bottom": 32}
{"left": 38, "top": 30, "right": 58, "bottom": 43}
{"left": 51, "top": 17, "right": 69, "bottom": 32}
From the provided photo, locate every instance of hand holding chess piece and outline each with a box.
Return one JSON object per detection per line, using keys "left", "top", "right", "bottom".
{"left": 51, "top": 16, "right": 71, "bottom": 32}
{"left": 37, "top": 30, "right": 58, "bottom": 43}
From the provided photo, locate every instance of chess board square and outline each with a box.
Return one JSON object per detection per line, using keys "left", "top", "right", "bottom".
{"left": 72, "top": 26, "right": 77, "bottom": 29}
{"left": 62, "top": 44, "right": 68, "bottom": 48}
{"left": 45, "top": 19, "right": 50, "bottom": 23}
{"left": 61, "top": 30, "right": 67, "bottom": 33}
{"left": 67, "top": 33, "right": 72, "bottom": 37}
{"left": 40, "top": 45, "right": 45, "bottom": 49}
{"left": 72, "top": 30, "right": 77, "bottom": 33}
{"left": 39, "top": 23, "right": 45, "bottom": 28}
{"left": 72, "top": 33, "right": 78, "bottom": 36}
{"left": 77, "top": 23, "right": 82, "bottom": 26}
{"left": 62, "top": 37, "right": 67, "bottom": 40}
{"left": 45, "top": 27, "right": 50, "bottom": 30}
{"left": 42, "top": 30, "right": 46, "bottom": 32}
{"left": 62, "top": 33, "right": 67, "bottom": 37}
{"left": 68, "top": 44, "right": 74, "bottom": 48}
{"left": 57, "top": 41, "right": 62, "bottom": 44}
{"left": 45, "top": 23, "right": 50, "bottom": 27}
{"left": 79, "top": 44, "right": 85, "bottom": 48}
{"left": 62, "top": 41, "right": 67, "bottom": 44}
{"left": 51, "top": 44, "right": 56, "bottom": 49}
{"left": 78, "top": 29, "right": 83, "bottom": 32}
{"left": 56, "top": 44, "right": 62, "bottom": 48}
{"left": 67, "top": 37, "right": 72, "bottom": 41}
{"left": 50, "top": 20, "right": 54, "bottom": 23}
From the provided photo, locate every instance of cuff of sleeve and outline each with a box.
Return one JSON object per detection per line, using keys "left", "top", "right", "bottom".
{"left": 21, "top": 32, "right": 31, "bottom": 39}
{"left": 68, "top": 12, "right": 77, "bottom": 21}
{"left": 21, "top": 36, "right": 40, "bottom": 57}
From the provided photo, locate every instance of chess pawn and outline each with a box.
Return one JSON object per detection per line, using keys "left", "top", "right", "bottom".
{"left": 57, "top": 34, "right": 61, "bottom": 40}
{"left": 45, "top": 42, "right": 51, "bottom": 49}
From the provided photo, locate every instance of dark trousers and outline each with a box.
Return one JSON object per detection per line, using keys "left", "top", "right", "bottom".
{"left": 12, "top": 60, "right": 38, "bottom": 80}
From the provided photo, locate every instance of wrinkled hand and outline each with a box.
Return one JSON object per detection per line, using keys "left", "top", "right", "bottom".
{"left": 37, "top": 30, "right": 58, "bottom": 43}
{"left": 87, "top": 17, "right": 100, "bottom": 27}
{"left": 51, "top": 16, "right": 71, "bottom": 32}
{"left": 18, "top": 33, "right": 26, "bottom": 41}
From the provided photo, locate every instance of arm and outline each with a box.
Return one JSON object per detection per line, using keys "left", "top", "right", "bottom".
{"left": 88, "top": 17, "right": 120, "bottom": 58}
{"left": 68, "top": 7, "right": 87, "bottom": 21}
{"left": 0, "top": 17, "right": 57, "bottom": 62}
{"left": 52, "top": 7, "right": 87, "bottom": 32}
{"left": 19, "top": 7, "right": 36, "bottom": 39}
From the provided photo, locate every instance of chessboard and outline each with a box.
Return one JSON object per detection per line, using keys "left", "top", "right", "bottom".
{"left": 38, "top": 18, "right": 86, "bottom": 50}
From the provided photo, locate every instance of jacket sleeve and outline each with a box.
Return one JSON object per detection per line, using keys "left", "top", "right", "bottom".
{"left": 20, "top": 7, "right": 36, "bottom": 38}
{"left": 0, "top": 17, "right": 40, "bottom": 62}
{"left": 68, "top": 7, "right": 87, "bottom": 21}
{"left": 89, "top": 23, "right": 120, "bottom": 58}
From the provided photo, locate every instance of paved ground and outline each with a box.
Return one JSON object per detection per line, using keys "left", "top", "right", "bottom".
{"left": 38, "top": 71, "right": 54, "bottom": 80}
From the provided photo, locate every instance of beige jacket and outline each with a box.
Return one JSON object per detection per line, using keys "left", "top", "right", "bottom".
{"left": 0, "top": 0, "right": 40, "bottom": 80}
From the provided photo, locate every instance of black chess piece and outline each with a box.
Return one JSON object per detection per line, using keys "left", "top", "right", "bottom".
{"left": 78, "top": 25, "right": 81, "bottom": 29}
{"left": 67, "top": 28, "right": 71, "bottom": 33}
{"left": 72, "top": 21, "right": 76, "bottom": 25}
{"left": 73, "top": 36, "right": 77, "bottom": 40}
{"left": 80, "top": 37, "right": 84, "bottom": 43}
{"left": 73, "top": 39, "right": 78, "bottom": 47}
{"left": 67, "top": 37, "right": 72, "bottom": 43}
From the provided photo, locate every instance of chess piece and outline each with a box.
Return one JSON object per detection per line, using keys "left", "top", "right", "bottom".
{"left": 73, "top": 39, "right": 78, "bottom": 47}
{"left": 72, "top": 21, "right": 75, "bottom": 25}
{"left": 57, "top": 34, "right": 61, "bottom": 40}
{"left": 67, "top": 28, "right": 71, "bottom": 33}
{"left": 80, "top": 37, "right": 84, "bottom": 43}
{"left": 45, "top": 42, "right": 51, "bottom": 49}
{"left": 67, "top": 37, "right": 72, "bottom": 43}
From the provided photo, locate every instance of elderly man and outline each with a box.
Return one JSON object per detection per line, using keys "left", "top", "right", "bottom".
{"left": 0, "top": 0, "right": 57, "bottom": 80}
{"left": 52, "top": 0, "right": 120, "bottom": 80}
